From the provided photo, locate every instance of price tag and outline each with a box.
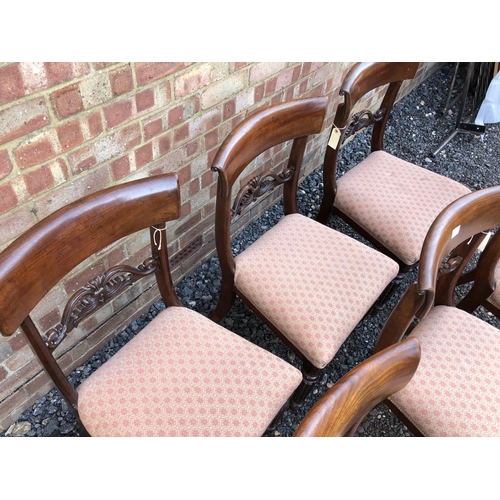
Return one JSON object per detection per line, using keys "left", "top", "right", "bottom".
{"left": 478, "top": 231, "right": 492, "bottom": 252}
{"left": 328, "top": 126, "right": 341, "bottom": 150}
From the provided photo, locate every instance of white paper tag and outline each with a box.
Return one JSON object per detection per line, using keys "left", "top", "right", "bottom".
{"left": 478, "top": 231, "right": 493, "bottom": 252}
{"left": 451, "top": 225, "right": 461, "bottom": 238}
{"left": 328, "top": 127, "right": 341, "bottom": 150}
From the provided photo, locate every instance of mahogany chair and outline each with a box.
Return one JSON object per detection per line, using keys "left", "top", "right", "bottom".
{"left": 373, "top": 185, "right": 500, "bottom": 436}
{"left": 316, "top": 62, "right": 472, "bottom": 301}
{"left": 0, "top": 173, "right": 304, "bottom": 437}
{"left": 455, "top": 230, "right": 500, "bottom": 318}
{"left": 294, "top": 337, "right": 420, "bottom": 437}
{"left": 210, "top": 97, "right": 400, "bottom": 410}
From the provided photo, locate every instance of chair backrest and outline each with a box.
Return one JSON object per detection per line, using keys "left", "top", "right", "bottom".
{"left": 375, "top": 185, "right": 500, "bottom": 352}
{"left": 322, "top": 62, "right": 419, "bottom": 196}
{"left": 0, "top": 173, "right": 181, "bottom": 409}
{"left": 211, "top": 97, "right": 328, "bottom": 285}
{"left": 293, "top": 337, "right": 421, "bottom": 437}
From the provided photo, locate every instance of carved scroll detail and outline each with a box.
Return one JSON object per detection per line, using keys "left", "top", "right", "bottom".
{"left": 438, "top": 256, "right": 464, "bottom": 277}
{"left": 44, "top": 257, "right": 159, "bottom": 349}
{"left": 343, "top": 108, "right": 386, "bottom": 141}
{"left": 231, "top": 166, "right": 295, "bottom": 221}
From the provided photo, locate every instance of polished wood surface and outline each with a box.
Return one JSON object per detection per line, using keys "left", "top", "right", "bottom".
{"left": 375, "top": 184, "right": 500, "bottom": 351}
{"left": 294, "top": 337, "right": 421, "bottom": 437}
{"left": 317, "top": 62, "right": 421, "bottom": 291}
{"left": 0, "top": 173, "right": 181, "bottom": 433}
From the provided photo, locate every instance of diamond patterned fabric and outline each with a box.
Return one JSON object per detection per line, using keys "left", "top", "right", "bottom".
{"left": 77, "top": 306, "right": 302, "bottom": 437}
{"left": 334, "top": 151, "right": 471, "bottom": 265}
{"left": 390, "top": 306, "right": 500, "bottom": 436}
{"left": 234, "top": 213, "right": 399, "bottom": 369}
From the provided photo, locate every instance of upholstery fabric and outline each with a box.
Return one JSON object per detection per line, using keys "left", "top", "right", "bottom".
{"left": 77, "top": 306, "right": 302, "bottom": 437}
{"left": 334, "top": 151, "right": 471, "bottom": 265}
{"left": 390, "top": 306, "right": 500, "bottom": 436}
{"left": 234, "top": 213, "right": 399, "bottom": 369}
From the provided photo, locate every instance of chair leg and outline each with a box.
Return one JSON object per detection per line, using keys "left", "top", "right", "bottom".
{"left": 209, "top": 288, "right": 236, "bottom": 323}
{"left": 371, "top": 271, "right": 406, "bottom": 313}
{"left": 265, "top": 404, "right": 287, "bottom": 433}
{"left": 289, "top": 362, "right": 323, "bottom": 411}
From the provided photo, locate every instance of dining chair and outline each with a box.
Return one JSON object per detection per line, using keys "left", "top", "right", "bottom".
{"left": 294, "top": 337, "right": 420, "bottom": 436}
{"left": 0, "top": 173, "right": 304, "bottom": 437}
{"left": 316, "top": 62, "right": 472, "bottom": 304}
{"left": 210, "top": 97, "right": 400, "bottom": 410}
{"left": 454, "top": 230, "right": 500, "bottom": 318}
{"left": 373, "top": 185, "right": 500, "bottom": 436}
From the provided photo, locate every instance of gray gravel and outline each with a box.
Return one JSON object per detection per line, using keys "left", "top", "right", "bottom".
{"left": 2, "top": 63, "right": 500, "bottom": 437}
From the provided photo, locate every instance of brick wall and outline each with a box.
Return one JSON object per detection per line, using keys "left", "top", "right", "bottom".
{"left": 0, "top": 61, "right": 440, "bottom": 430}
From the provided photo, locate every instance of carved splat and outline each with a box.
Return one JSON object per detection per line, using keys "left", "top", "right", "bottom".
{"left": 343, "top": 108, "right": 386, "bottom": 141}
{"left": 231, "top": 167, "right": 295, "bottom": 221}
{"left": 44, "top": 257, "right": 159, "bottom": 349}
{"left": 438, "top": 256, "right": 464, "bottom": 277}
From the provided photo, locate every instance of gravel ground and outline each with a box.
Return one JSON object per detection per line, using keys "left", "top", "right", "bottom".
{"left": 2, "top": 62, "right": 500, "bottom": 437}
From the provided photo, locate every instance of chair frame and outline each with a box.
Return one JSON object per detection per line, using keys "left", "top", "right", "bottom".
{"left": 373, "top": 185, "right": 500, "bottom": 435}
{"left": 209, "top": 97, "right": 329, "bottom": 408}
{"left": 0, "top": 174, "right": 183, "bottom": 435}
{"left": 293, "top": 337, "right": 420, "bottom": 437}
{"left": 316, "top": 62, "right": 420, "bottom": 300}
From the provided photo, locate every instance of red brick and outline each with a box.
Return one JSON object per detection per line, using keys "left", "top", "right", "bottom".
{"left": 186, "top": 140, "right": 199, "bottom": 157}
{"left": 135, "top": 143, "right": 153, "bottom": 167}
{"left": 14, "top": 137, "right": 56, "bottom": 170}
{"left": 254, "top": 83, "right": 265, "bottom": 103}
{"left": 168, "top": 104, "right": 184, "bottom": 128}
{"left": 174, "top": 211, "right": 201, "bottom": 237}
{"left": 204, "top": 130, "right": 218, "bottom": 151}
{"left": 144, "top": 118, "right": 163, "bottom": 140}
{"left": 0, "top": 182, "right": 18, "bottom": 214}
{"left": 202, "top": 169, "right": 213, "bottom": 188}
{"left": 265, "top": 77, "right": 277, "bottom": 97}
{"left": 178, "top": 164, "right": 191, "bottom": 185}
{"left": 104, "top": 99, "right": 133, "bottom": 129}
{"left": 0, "top": 63, "right": 24, "bottom": 105}
{"left": 57, "top": 119, "right": 84, "bottom": 151}
{"left": 0, "top": 207, "right": 34, "bottom": 247}
{"left": 68, "top": 144, "right": 97, "bottom": 174}
{"left": 0, "top": 98, "right": 50, "bottom": 146}
{"left": 86, "top": 111, "right": 103, "bottom": 138}
{"left": 39, "top": 307, "right": 61, "bottom": 332}
{"left": 0, "top": 150, "right": 13, "bottom": 180}
{"left": 51, "top": 84, "right": 84, "bottom": 119}
{"left": 173, "top": 123, "right": 189, "bottom": 145}
{"left": 44, "top": 63, "right": 73, "bottom": 85}
{"left": 0, "top": 366, "right": 6, "bottom": 383}
{"left": 22, "top": 164, "right": 56, "bottom": 196}
{"left": 111, "top": 155, "right": 131, "bottom": 180}
{"left": 180, "top": 200, "right": 191, "bottom": 218}
{"left": 8, "top": 332, "right": 27, "bottom": 352}
{"left": 64, "top": 260, "right": 106, "bottom": 295}
{"left": 234, "top": 63, "right": 249, "bottom": 71}
{"left": 189, "top": 178, "right": 199, "bottom": 196}
{"left": 94, "top": 62, "right": 116, "bottom": 70}
{"left": 135, "top": 62, "right": 188, "bottom": 86}
{"left": 109, "top": 65, "right": 133, "bottom": 96}
{"left": 223, "top": 99, "right": 236, "bottom": 120}
{"left": 158, "top": 133, "right": 171, "bottom": 156}
{"left": 136, "top": 88, "right": 155, "bottom": 112}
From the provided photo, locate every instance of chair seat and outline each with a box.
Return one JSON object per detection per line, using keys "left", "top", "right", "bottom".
{"left": 390, "top": 306, "right": 500, "bottom": 436}
{"left": 234, "top": 213, "right": 399, "bottom": 369}
{"left": 77, "top": 306, "right": 302, "bottom": 437}
{"left": 334, "top": 151, "right": 472, "bottom": 265}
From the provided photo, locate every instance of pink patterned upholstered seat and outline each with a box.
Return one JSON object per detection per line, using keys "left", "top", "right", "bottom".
{"left": 334, "top": 151, "right": 472, "bottom": 266}
{"left": 389, "top": 306, "right": 500, "bottom": 436}
{"left": 77, "top": 306, "right": 302, "bottom": 437}
{"left": 234, "top": 213, "right": 400, "bottom": 369}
